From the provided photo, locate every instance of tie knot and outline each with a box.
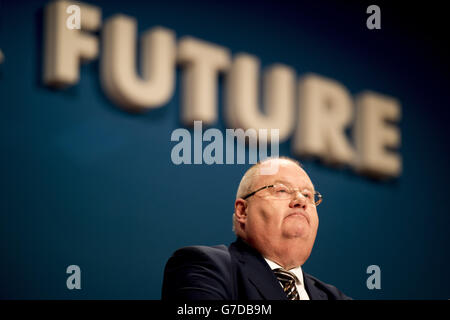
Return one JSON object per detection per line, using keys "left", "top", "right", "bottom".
{"left": 273, "top": 268, "right": 297, "bottom": 283}
{"left": 273, "top": 268, "right": 299, "bottom": 300}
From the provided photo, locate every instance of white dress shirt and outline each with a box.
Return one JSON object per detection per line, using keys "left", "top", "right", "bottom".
{"left": 264, "top": 258, "right": 310, "bottom": 300}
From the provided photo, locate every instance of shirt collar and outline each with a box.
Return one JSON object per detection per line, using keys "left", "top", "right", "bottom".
{"left": 264, "top": 258, "right": 305, "bottom": 285}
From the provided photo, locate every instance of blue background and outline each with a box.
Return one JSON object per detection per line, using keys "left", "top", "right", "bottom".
{"left": 1, "top": 0, "right": 449, "bottom": 299}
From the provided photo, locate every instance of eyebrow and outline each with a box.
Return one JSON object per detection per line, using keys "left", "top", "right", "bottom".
{"left": 272, "top": 180, "right": 315, "bottom": 192}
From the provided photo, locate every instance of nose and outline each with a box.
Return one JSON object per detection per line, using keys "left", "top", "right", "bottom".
{"left": 289, "top": 191, "right": 307, "bottom": 209}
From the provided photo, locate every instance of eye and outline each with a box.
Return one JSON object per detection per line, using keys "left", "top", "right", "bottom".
{"left": 302, "top": 191, "right": 313, "bottom": 198}
{"left": 274, "top": 185, "right": 289, "bottom": 193}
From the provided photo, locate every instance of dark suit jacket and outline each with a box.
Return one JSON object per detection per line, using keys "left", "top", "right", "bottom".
{"left": 162, "top": 237, "right": 351, "bottom": 300}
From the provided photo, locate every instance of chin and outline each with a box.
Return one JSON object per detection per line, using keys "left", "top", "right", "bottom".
{"left": 284, "top": 228, "right": 309, "bottom": 239}
{"left": 285, "top": 220, "right": 310, "bottom": 235}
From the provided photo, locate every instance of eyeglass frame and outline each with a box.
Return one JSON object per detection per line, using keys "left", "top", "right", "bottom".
{"left": 242, "top": 183, "right": 323, "bottom": 206}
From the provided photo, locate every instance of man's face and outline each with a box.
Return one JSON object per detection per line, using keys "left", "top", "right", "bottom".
{"left": 241, "top": 160, "right": 319, "bottom": 252}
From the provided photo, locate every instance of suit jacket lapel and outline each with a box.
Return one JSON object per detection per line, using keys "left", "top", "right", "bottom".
{"left": 303, "top": 272, "right": 327, "bottom": 300}
{"left": 231, "top": 238, "right": 287, "bottom": 300}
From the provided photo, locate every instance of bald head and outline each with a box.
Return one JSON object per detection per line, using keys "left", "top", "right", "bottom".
{"left": 236, "top": 157, "right": 303, "bottom": 199}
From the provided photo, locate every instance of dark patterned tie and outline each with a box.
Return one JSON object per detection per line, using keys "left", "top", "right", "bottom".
{"left": 273, "top": 268, "right": 300, "bottom": 300}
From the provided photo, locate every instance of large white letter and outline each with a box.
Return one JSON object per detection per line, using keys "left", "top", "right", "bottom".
{"left": 178, "top": 37, "right": 231, "bottom": 125}
{"left": 293, "top": 74, "right": 354, "bottom": 165}
{"left": 354, "top": 91, "right": 401, "bottom": 178}
{"left": 225, "top": 54, "right": 295, "bottom": 142}
{"left": 101, "top": 15, "right": 176, "bottom": 112}
{"left": 44, "top": 0, "right": 101, "bottom": 87}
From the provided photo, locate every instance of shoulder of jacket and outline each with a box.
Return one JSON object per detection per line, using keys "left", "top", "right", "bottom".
{"left": 172, "top": 244, "right": 230, "bottom": 262}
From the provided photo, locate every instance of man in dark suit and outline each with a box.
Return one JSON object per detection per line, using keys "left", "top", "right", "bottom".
{"left": 162, "top": 157, "right": 351, "bottom": 300}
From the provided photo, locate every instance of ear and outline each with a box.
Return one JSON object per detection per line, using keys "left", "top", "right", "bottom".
{"left": 234, "top": 199, "right": 248, "bottom": 224}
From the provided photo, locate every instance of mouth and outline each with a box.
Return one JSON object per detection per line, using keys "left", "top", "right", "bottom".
{"left": 286, "top": 212, "right": 310, "bottom": 224}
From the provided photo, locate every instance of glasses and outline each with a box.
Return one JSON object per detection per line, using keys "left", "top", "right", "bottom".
{"left": 242, "top": 183, "right": 323, "bottom": 206}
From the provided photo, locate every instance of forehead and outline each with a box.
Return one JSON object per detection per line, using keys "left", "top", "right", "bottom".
{"left": 255, "top": 160, "right": 314, "bottom": 189}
